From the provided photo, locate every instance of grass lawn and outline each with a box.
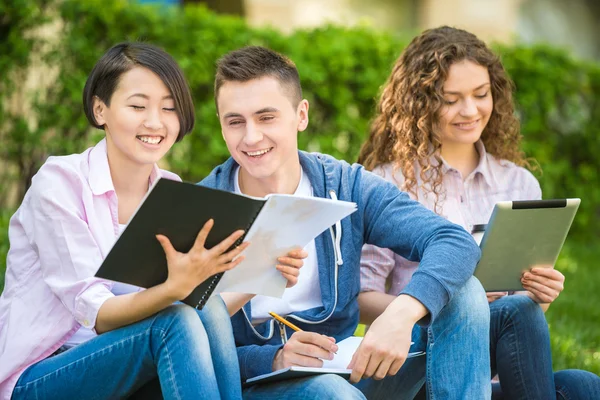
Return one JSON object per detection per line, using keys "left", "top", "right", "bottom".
{"left": 0, "top": 229, "right": 598, "bottom": 375}
{"left": 545, "top": 241, "right": 600, "bottom": 374}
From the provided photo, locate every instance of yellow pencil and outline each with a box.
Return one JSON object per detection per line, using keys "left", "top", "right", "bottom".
{"left": 269, "top": 311, "right": 302, "bottom": 332}
{"left": 270, "top": 311, "right": 338, "bottom": 354}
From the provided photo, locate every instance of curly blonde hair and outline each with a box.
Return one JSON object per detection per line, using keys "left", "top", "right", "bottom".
{"left": 358, "top": 26, "right": 533, "bottom": 210}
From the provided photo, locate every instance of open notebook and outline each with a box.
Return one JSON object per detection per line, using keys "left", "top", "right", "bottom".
{"left": 244, "top": 336, "right": 426, "bottom": 386}
{"left": 96, "top": 178, "right": 356, "bottom": 309}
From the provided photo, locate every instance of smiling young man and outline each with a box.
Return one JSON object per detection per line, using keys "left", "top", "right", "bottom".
{"left": 199, "top": 46, "right": 492, "bottom": 399}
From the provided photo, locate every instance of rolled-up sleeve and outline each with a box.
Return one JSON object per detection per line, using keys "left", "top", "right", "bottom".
{"left": 25, "top": 164, "right": 114, "bottom": 332}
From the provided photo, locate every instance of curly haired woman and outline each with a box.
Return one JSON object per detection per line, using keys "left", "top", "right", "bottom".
{"left": 358, "top": 26, "right": 600, "bottom": 400}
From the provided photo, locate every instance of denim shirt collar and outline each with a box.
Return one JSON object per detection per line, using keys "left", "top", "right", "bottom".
{"left": 209, "top": 151, "right": 331, "bottom": 198}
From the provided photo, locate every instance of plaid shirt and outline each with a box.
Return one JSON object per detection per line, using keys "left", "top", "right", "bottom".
{"left": 360, "top": 141, "right": 542, "bottom": 295}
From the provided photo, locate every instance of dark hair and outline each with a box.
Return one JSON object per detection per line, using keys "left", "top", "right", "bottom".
{"left": 214, "top": 46, "right": 302, "bottom": 110}
{"left": 83, "top": 42, "right": 194, "bottom": 141}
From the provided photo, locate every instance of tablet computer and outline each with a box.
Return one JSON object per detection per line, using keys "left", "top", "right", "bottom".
{"left": 473, "top": 199, "right": 580, "bottom": 292}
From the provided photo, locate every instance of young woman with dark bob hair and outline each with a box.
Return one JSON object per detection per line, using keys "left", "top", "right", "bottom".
{"left": 0, "top": 42, "right": 303, "bottom": 400}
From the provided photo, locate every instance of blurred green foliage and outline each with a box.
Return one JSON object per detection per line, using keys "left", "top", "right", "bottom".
{"left": 1, "top": 0, "right": 599, "bottom": 375}
{"left": 1, "top": 0, "right": 598, "bottom": 238}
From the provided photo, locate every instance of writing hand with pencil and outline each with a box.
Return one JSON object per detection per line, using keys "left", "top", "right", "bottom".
{"left": 270, "top": 312, "right": 338, "bottom": 371}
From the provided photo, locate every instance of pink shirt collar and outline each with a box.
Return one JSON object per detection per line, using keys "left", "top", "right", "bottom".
{"left": 435, "top": 140, "right": 496, "bottom": 188}
{"left": 88, "top": 138, "right": 165, "bottom": 196}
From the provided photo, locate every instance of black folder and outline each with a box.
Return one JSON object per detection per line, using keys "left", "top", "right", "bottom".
{"left": 96, "top": 179, "right": 264, "bottom": 309}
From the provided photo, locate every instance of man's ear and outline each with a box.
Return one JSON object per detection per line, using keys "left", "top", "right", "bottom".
{"left": 297, "top": 99, "right": 309, "bottom": 132}
{"left": 92, "top": 96, "right": 107, "bottom": 127}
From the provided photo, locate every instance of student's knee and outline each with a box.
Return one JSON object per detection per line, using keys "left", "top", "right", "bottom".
{"left": 302, "top": 375, "right": 366, "bottom": 400}
{"left": 154, "top": 304, "right": 205, "bottom": 335}
{"left": 439, "top": 276, "right": 489, "bottom": 327}
{"left": 491, "top": 293, "right": 544, "bottom": 327}
{"left": 152, "top": 304, "right": 215, "bottom": 359}
{"left": 555, "top": 369, "right": 600, "bottom": 399}
{"left": 196, "top": 295, "right": 233, "bottom": 336}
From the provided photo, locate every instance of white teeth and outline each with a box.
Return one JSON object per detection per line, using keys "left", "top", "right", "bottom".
{"left": 455, "top": 121, "right": 478, "bottom": 128}
{"left": 138, "top": 136, "right": 162, "bottom": 144}
{"left": 246, "top": 148, "right": 272, "bottom": 156}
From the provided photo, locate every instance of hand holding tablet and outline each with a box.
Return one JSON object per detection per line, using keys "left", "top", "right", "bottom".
{"left": 473, "top": 199, "right": 579, "bottom": 292}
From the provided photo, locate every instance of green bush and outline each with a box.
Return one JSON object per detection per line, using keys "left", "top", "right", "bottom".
{"left": 1, "top": 0, "right": 598, "bottom": 240}
{"left": 498, "top": 44, "right": 600, "bottom": 237}
{"left": 0, "top": 208, "right": 13, "bottom": 292}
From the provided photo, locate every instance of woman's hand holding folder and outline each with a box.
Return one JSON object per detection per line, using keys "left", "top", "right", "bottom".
{"left": 96, "top": 220, "right": 249, "bottom": 334}
{"left": 156, "top": 219, "right": 250, "bottom": 301}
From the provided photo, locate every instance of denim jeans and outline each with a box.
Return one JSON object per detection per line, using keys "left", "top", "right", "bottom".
{"left": 242, "top": 276, "right": 491, "bottom": 400}
{"left": 12, "top": 296, "right": 241, "bottom": 400}
{"left": 490, "top": 294, "right": 600, "bottom": 400}
{"left": 554, "top": 370, "right": 600, "bottom": 400}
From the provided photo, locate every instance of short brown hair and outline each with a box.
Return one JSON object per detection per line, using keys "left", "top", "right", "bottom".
{"left": 83, "top": 42, "right": 195, "bottom": 142}
{"left": 214, "top": 46, "right": 302, "bottom": 110}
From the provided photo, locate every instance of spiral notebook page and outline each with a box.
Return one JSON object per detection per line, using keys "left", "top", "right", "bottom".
{"left": 245, "top": 336, "right": 425, "bottom": 385}
{"left": 321, "top": 336, "right": 362, "bottom": 370}
{"left": 322, "top": 336, "right": 425, "bottom": 370}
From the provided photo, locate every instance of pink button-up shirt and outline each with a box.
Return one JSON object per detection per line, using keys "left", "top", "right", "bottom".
{"left": 0, "top": 139, "right": 179, "bottom": 399}
{"left": 361, "top": 141, "right": 542, "bottom": 295}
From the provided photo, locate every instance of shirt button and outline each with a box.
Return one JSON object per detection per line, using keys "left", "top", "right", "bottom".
{"left": 83, "top": 319, "right": 90, "bottom": 327}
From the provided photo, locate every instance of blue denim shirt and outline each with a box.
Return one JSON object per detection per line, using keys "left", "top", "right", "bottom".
{"left": 199, "top": 151, "right": 480, "bottom": 381}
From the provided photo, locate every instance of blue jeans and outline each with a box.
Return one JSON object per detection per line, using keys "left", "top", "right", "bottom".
{"left": 243, "top": 276, "right": 491, "bottom": 400}
{"left": 12, "top": 296, "right": 241, "bottom": 400}
{"left": 490, "top": 295, "right": 600, "bottom": 400}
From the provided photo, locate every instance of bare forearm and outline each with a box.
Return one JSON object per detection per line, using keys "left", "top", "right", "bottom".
{"left": 358, "top": 291, "right": 396, "bottom": 325}
{"left": 96, "top": 283, "right": 179, "bottom": 334}
{"left": 384, "top": 294, "right": 429, "bottom": 324}
{"left": 220, "top": 292, "right": 256, "bottom": 316}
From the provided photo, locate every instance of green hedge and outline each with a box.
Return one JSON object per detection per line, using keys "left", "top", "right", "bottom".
{"left": 1, "top": 0, "right": 598, "bottom": 241}
{"left": 0, "top": 209, "right": 11, "bottom": 291}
